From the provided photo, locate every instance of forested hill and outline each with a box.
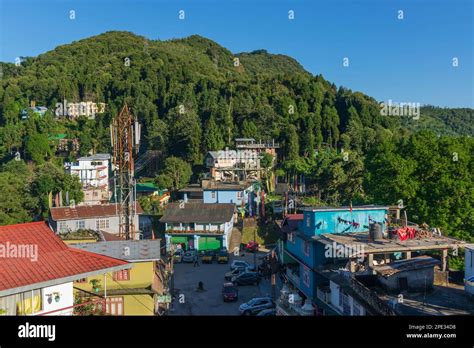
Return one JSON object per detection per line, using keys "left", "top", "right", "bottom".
{"left": 0, "top": 31, "right": 472, "bottom": 242}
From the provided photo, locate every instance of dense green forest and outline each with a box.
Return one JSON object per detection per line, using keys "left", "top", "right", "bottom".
{"left": 0, "top": 31, "right": 472, "bottom": 241}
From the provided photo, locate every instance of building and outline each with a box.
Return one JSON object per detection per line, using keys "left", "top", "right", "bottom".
{"left": 179, "top": 184, "right": 204, "bottom": 202}
{"left": 372, "top": 256, "right": 440, "bottom": 293}
{"left": 70, "top": 240, "right": 163, "bottom": 315}
{"left": 49, "top": 203, "right": 146, "bottom": 239}
{"left": 65, "top": 153, "right": 111, "bottom": 191}
{"left": 279, "top": 205, "right": 465, "bottom": 315}
{"left": 465, "top": 245, "right": 474, "bottom": 297}
{"left": 21, "top": 106, "right": 48, "bottom": 120}
{"left": 235, "top": 138, "right": 279, "bottom": 158}
{"left": 160, "top": 202, "right": 235, "bottom": 251}
{"left": 0, "top": 222, "right": 131, "bottom": 316}
{"left": 205, "top": 149, "right": 261, "bottom": 182}
{"left": 202, "top": 180, "right": 258, "bottom": 207}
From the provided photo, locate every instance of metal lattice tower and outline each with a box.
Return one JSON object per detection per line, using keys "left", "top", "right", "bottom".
{"left": 111, "top": 104, "right": 141, "bottom": 240}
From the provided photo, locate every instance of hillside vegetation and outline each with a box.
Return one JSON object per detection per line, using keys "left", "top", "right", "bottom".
{"left": 0, "top": 31, "right": 472, "bottom": 241}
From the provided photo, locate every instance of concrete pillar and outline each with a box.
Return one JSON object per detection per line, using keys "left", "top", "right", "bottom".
{"left": 194, "top": 235, "right": 200, "bottom": 251}
{"left": 405, "top": 251, "right": 412, "bottom": 259}
{"left": 367, "top": 254, "right": 374, "bottom": 268}
{"left": 165, "top": 234, "right": 171, "bottom": 252}
{"left": 441, "top": 249, "right": 448, "bottom": 271}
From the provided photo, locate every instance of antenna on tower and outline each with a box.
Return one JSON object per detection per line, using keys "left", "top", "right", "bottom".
{"left": 111, "top": 104, "right": 141, "bottom": 240}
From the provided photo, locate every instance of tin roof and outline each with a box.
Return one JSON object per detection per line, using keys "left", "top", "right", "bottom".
{"left": 160, "top": 202, "right": 234, "bottom": 224}
{"left": 50, "top": 203, "right": 144, "bottom": 221}
{"left": 70, "top": 240, "right": 162, "bottom": 262}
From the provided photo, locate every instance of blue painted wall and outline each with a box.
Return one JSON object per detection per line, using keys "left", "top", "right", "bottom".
{"left": 203, "top": 190, "right": 245, "bottom": 205}
{"left": 286, "top": 233, "right": 316, "bottom": 269}
{"left": 301, "top": 208, "right": 388, "bottom": 237}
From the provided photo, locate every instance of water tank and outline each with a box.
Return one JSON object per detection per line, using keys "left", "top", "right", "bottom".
{"left": 369, "top": 223, "right": 383, "bottom": 241}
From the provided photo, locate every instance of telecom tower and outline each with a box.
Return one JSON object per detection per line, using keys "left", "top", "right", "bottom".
{"left": 111, "top": 104, "right": 141, "bottom": 240}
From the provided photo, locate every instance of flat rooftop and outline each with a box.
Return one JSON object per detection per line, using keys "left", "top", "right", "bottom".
{"left": 202, "top": 181, "right": 255, "bottom": 191}
{"left": 315, "top": 232, "right": 465, "bottom": 254}
{"left": 379, "top": 283, "right": 474, "bottom": 315}
{"left": 301, "top": 205, "right": 388, "bottom": 212}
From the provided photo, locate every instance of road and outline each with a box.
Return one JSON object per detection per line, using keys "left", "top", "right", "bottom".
{"left": 170, "top": 251, "right": 279, "bottom": 316}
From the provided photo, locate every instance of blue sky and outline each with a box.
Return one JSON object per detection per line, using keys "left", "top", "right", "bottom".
{"left": 0, "top": 0, "right": 472, "bottom": 107}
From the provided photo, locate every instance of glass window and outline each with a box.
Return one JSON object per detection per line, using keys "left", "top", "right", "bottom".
{"left": 76, "top": 220, "right": 85, "bottom": 230}
{"left": 59, "top": 222, "right": 68, "bottom": 233}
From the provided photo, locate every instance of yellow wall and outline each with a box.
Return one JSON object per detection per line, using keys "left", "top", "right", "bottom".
{"left": 74, "top": 261, "right": 155, "bottom": 315}
{"left": 123, "top": 294, "right": 155, "bottom": 316}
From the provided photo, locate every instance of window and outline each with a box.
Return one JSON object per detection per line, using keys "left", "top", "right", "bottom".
{"left": 211, "top": 191, "right": 216, "bottom": 199}
{"left": 237, "top": 191, "right": 242, "bottom": 199}
{"left": 75, "top": 220, "right": 85, "bottom": 230}
{"left": 75, "top": 278, "right": 87, "bottom": 283}
{"left": 303, "top": 241, "right": 310, "bottom": 256}
{"left": 2, "top": 289, "right": 44, "bottom": 315}
{"left": 96, "top": 219, "right": 109, "bottom": 230}
{"left": 306, "top": 215, "right": 311, "bottom": 227}
{"left": 302, "top": 266, "right": 310, "bottom": 287}
{"left": 59, "top": 222, "right": 68, "bottom": 233}
{"left": 105, "top": 297, "right": 124, "bottom": 316}
{"left": 113, "top": 270, "right": 130, "bottom": 281}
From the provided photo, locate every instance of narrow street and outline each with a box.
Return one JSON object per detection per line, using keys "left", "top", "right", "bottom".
{"left": 170, "top": 251, "right": 280, "bottom": 316}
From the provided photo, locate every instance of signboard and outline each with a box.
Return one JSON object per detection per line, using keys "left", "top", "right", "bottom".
{"left": 157, "top": 295, "right": 172, "bottom": 303}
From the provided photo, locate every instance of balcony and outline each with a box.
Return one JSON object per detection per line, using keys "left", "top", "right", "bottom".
{"left": 316, "top": 286, "right": 331, "bottom": 304}
{"left": 286, "top": 267, "right": 300, "bottom": 286}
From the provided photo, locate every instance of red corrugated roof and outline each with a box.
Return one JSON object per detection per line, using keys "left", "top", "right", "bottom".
{"left": 50, "top": 203, "right": 144, "bottom": 221}
{"left": 0, "top": 222, "right": 129, "bottom": 292}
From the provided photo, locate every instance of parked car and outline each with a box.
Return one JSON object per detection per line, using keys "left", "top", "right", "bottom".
{"left": 231, "top": 271, "right": 261, "bottom": 286}
{"left": 202, "top": 250, "right": 216, "bottom": 263}
{"left": 239, "top": 297, "right": 274, "bottom": 315}
{"left": 182, "top": 250, "right": 197, "bottom": 263}
{"left": 217, "top": 251, "right": 229, "bottom": 264}
{"left": 224, "top": 267, "right": 248, "bottom": 281}
{"left": 244, "top": 241, "right": 259, "bottom": 253}
{"left": 230, "top": 260, "right": 256, "bottom": 271}
{"left": 256, "top": 308, "right": 276, "bottom": 316}
{"left": 173, "top": 249, "right": 184, "bottom": 263}
{"left": 222, "top": 282, "right": 238, "bottom": 302}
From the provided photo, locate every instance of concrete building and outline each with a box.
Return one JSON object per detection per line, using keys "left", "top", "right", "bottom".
{"left": 371, "top": 256, "right": 439, "bottom": 293}
{"left": 205, "top": 149, "right": 261, "bottom": 182}
{"left": 0, "top": 222, "right": 131, "bottom": 316}
{"left": 279, "top": 205, "right": 465, "bottom": 316}
{"left": 160, "top": 202, "right": 235, "bottom": 251}
{"left": 65, "top": 153, "right": 110, "bottom": 191}
{"left": 202, "top": 180, "right": 257, "bottom": 206}
{"left": 70, "top": 240, "right": 163, "bottom": 315}
{"left": 49, "top": 203, "right": 147, "bottom": 239}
